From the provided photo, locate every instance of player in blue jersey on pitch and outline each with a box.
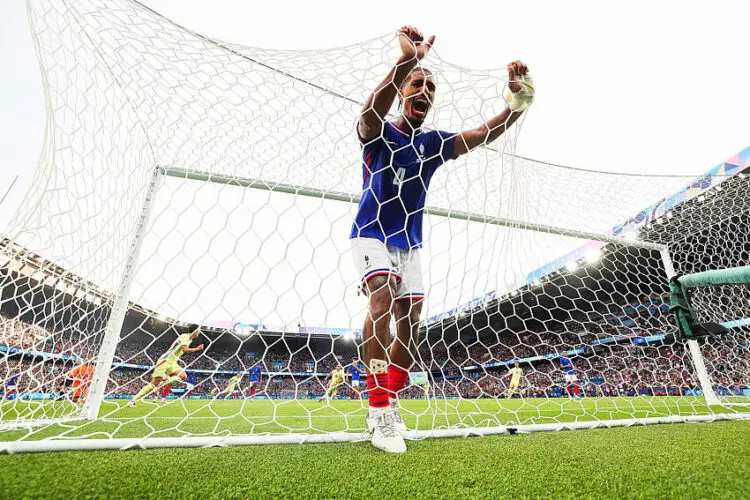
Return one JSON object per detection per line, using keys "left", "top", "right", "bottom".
{"left": 348, "top": 357, "right": 363, "bottom": 400}
{"left": 247, "top": 363, "right": 262, "bottom": 400}
{"left": 559, "top": 355, "right": 580, "bottom": 398}
{"left": 3, "top": 374, "right": 19, "bottom": 400}
{"left": 351, "top": 25, "right": 534, "bottom": 453}
{"left": 185, "top": 371, "right": 197, "bottom": 399}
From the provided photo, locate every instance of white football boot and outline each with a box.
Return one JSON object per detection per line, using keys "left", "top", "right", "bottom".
{"left": 369, "top": 406, "right": 406, "bottom": 454}
{"left": 390, "top": 402, "right": 408, "bottom": 436}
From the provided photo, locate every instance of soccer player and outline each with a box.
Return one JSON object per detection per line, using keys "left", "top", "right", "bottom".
{"left": 3, "top": 373, "right": 19, "bottom": 400}
{"left": 68, "top": 360, "right": 95, "bottom": 403}
{"left": 129, "top": 326, "right": 204, "bottom": 406}
{"left": 185, "top": 372, "right": 198, "bottom": 399}
{"left": 560, "top": 355, "right": 580, "bottom": 398}
{"left": 351, "top": 26, "right": 533, "bottom": 453}
{"left": 506, "top": 362, "right": 524, "bottom": 398}
{"left": 319, "top": 365, "right": 345, "bottom": 402}
{"left": 213, "top": 373, "right": 243, "bottom": 399}
{"left": 348, "top": 357, "right": 363, "bottom": 399}
{"left": 246, "top": 363, "right": 262, "bottom": 400}
{"left": 159, "top": 384, "right": 171, "bottom": 403}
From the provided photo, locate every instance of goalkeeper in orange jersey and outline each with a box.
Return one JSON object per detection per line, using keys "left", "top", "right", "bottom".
{"left": 129, "top": 325, "right": 204, "bottom": 406}
{"left": 67, "top": 360, "right": 95, "bottom": 403}
{"left": 352, "top": 25, "right": 533, "bottom": 453}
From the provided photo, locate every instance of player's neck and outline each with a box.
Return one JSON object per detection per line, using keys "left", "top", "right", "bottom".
{"left": 392, "top": 116, "right": 423, "bottom": 136}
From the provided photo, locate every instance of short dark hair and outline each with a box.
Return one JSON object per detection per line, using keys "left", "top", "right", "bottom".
{"left": 400, "top": 67, "right": 433, "bottom": 90}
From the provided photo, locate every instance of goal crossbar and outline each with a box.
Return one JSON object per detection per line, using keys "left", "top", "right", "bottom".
{"left": 159, "top": 166, "right": 667, "bottom": 252}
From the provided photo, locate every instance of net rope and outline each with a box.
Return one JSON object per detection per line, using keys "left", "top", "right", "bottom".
{"left": 0, "top": 0, "right": 748, "bottom": 449}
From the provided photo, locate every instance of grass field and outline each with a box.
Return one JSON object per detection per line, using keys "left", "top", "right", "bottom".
{"left": 0, "top": 419, "right": 748, "bottom": 498}
{"left": 1, "top": 398, "right": 749, "bottom": 498}
{"left": 1, "top": 396, "right": 747, "bottom": 441}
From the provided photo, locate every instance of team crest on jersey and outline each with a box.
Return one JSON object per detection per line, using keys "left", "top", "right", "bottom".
{"left": 418, "top": 143, "right": 425, "bottom": 159}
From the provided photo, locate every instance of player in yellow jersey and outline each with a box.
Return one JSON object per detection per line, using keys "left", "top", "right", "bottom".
{"left": 319, "top": 365, "right": 345, "bottom": 402}
{"left": 507, "top": 362, "right": 524, "bottom": 398}
{"left": 129, "top": 326, "right": 204, "bottom": 406}
{"left": 212, "top": 373, "right": 243, "bottom": 399}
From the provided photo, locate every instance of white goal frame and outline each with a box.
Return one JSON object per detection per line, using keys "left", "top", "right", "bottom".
{"left": 2, "top": 165, "right": 724, "bottom": 456}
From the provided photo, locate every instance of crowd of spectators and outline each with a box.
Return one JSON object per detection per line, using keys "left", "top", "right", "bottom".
{"left": 2, "top": 295, "right": 748, "bottom": 400}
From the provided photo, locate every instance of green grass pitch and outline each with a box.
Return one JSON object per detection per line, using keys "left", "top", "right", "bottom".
{"left": 1, "top": 398, "right": 749, "bottom": 498}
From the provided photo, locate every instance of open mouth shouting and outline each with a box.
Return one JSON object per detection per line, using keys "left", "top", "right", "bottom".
{"left": 410, "top": 95, "right": 430, "bottom": 119}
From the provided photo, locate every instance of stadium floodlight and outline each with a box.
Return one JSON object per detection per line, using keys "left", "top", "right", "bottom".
{"left": 565, "top": 262, "right": 578, "bottom": 272}
{"left": 585, "top": 250, "right": 602, "bottom": 263}
{"left": 0, "top": 0, "right": 748, "bottom": 455}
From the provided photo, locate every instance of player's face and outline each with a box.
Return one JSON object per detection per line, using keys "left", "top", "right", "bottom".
{"left": 400, "top": 70, "right": 435, "bottom": 126}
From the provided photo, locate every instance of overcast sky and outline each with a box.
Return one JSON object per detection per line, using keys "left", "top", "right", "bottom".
{"left": 0, "top": 0, "right": 748, "bottom": 329}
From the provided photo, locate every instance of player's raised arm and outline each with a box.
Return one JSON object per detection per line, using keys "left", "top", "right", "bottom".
{"left": 357, "top": 26, "right": 435, "bottom": 142}
{"left": 182, "top": 344, "right": 204, "bottom": 354}
{"left": 453, "top": 61, "right": 534, "bottom": 158}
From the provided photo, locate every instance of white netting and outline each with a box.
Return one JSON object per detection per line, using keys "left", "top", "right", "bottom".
{"left": 1, "top": 0, "right": 748, "bottom": 452}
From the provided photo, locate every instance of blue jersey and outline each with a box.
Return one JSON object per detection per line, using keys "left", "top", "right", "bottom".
{"left": 560, "top": 357, "right": 575, "bottom": 374}
{"left": 8, "top": 375, "right": 18, "bottom": 387}
{"left": 248, "top": 366, "right": 262, "bottom": 382}
{"left": 349, "top": 364, "right": 361, "bottom": 382}
{"left": 187, "top": 372, "right": 197, "bottom": 385}
{"left": 351, "top": 122, "right": 457, "bottom": 249}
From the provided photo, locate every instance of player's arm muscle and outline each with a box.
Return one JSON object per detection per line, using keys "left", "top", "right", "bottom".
{"left": 358, "top": 56, "right": 416, "bottom": 142}
{"left": 358, "top": 26, "right": 434, "bottom": 142}
{"left": 454, "top": 61, "right": 530, "bottom": 158}
{"left": 454, "top": 108, "right": 523, "bottom": 158}
{"left": 182, "top": 344, "right": 204, "bottom": 354}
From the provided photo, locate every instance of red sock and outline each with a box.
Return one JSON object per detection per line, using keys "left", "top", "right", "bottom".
{"left": 388, "top": 365, "right": 410, "bottom": 401}
{"left": 367, "top": 372, "right": 390, "bottom": 408}
{"left": 574, "top": 383, "right": 579, "bottom": 396}
{"left": 566, "top": 383, "right": 571, "bottom": 396}
{"left": 251, "top": 389, "right": 256, "bottom": 399}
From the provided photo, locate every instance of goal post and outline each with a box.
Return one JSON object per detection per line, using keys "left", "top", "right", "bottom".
{"left": 81, "top": 167, "right": 164, "bottom": 421}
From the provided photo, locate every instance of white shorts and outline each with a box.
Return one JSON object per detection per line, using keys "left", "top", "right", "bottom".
{"left": 351, "top": 237, "right": 424, "bottom": 300}
{"left": 351, "top": 379, "right": 360, "bottom": 388}
{"left": 564, "top": 374, "right": 578, "bottom": 383}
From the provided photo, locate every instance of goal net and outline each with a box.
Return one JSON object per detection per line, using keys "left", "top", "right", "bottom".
{"left": 1, "top": 0, "right": 749, "bottom": 453}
